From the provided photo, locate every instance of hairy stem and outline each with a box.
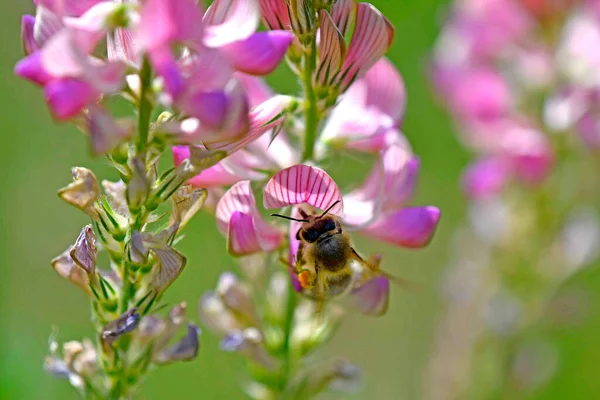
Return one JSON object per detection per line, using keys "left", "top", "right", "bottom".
{"left": 301, "top": 40, "right": 319, "bottom": 162}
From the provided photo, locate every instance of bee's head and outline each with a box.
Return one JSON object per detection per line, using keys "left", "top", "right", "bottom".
{"left": 270, "top": 201, "right": 342, "bottom": 243}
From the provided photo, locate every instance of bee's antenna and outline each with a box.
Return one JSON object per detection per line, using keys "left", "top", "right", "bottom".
{"left": 320, "top": 200, "right": 341, "bottom": 217}
{"left": 270, "top": 213, "right": 309, "bottom": 223}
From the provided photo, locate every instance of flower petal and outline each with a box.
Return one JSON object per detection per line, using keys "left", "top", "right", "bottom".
{"left": 14, "top": 51, "right": 53, "bottom": 86}
{"left": 220, "top": 31, "right": 293, "bottom": 75}
{"left": 349, "top": 276, "right": 389, "bottom": 316}
{"left": 203, "top": 0, "right": 260, "bottom": 47}
{"left": 462, "top": 157, "right": 511, "bottom": 199}
{"left": 361, "top": 206, "right": 441, "bottom": 248}
{"left": 173, "top": 146, "right": 240, "bottom": 187}
{"left": 337, "top": 3, "right": 394, "bottom": 91}
{"left": 34, "top": 5, "right": 64, "bottom": 47}
{"left": 154, "top": 324, "right": 201, "bottom": 364}
{"left": 22, "top": 15, "right": 38, "bottom": 55}
{"left": 263, "top": 165, "right": 343, "bottom": 214}
{"left": 107, "top": 28, "right": 140, "bottom": 67}
{"left": 44, "top": 78, "right": 98, "bottom": 120}
{"left": 362, "top": 58, "right": 406, "bottom": 123}
{"left": 316, "top": 9, "right": 346, "bottom": 87}
{"left": 330, "top": 0, "right": 356, "bottom": 37}
{"left": 138, "top": 0, "right": 203, "bottom": 51}
{"left": 259, "top": 0, "right": 291, "bottom": 30}
{"left": 216, "top": 181, "right": 283, "bottom": 256}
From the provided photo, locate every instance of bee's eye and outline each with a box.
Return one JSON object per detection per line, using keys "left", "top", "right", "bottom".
{"left": 323, "top": 219, "right": 336, "bottom": 231}
{"left": 303, "top": 229, "right": 320, "bottom": 243}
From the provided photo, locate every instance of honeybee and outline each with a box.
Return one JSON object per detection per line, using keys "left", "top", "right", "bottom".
{"left": 272, "top": 201, "right": 400, "bottom": 309}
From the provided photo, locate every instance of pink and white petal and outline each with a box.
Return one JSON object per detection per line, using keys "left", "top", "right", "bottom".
{"left": 108, "top": 28, "right": 140, "bottom": 67}
{"left": 173, "top": 145, "right": 241, "bottom": 187}
{"left": 388, "top": 156, "right": 420, "bottom": 206}
{"left": 316, "top": 9, "right": 346, "bottom": 87}
{"left": 320, "top": 80, "right": 369, "bottom": 142}
{"left": 86, "top": 61, "right": 127, "bottom": 93}
{"left": 263, "top": 165, "right": 343, "bottom": 214}
{"left": 345, "top": 126, "right": 409, "bottom": 153}
{"left": 338, "top": 3, "right": 394, "bottom": 91}
{"left": 203, "top": 0, "right": 260, "bottom": 48}
{"left": 44, "top": 78, "right": 99, "bottom": 120}
{"left": 14, "top": 51, "right": 54, "bottom": 86}
{"left": 259, "top": 0, "right": 291, "bottom": 30}
{"left": 22, "top": 15, "right": 38, "bottom": 55}
{"left": 227, "top": 211, "right": 263, "bottom": 256}
{"left": 349, "top": 276, "right": 389, "bottom": 316}
{"left": 184, "top": 46, "right": 234, "bottom": 91}
{"left": 40, "top": 30, "right": 88, "bottom": 78}
{"left": 236, "top": 73, "right": 274, "bottom": 107}
{"left": 343, "top": 158, "right": 384, "bottom": 227}
{"left": 361, "top": 207, "right": 441, "bottom": 248}
{"left": 137, "top": 0, "right": 203, "bottom": 52}
{"left": 34, "top": 5, "right": 64, "bottom": 47}
{"left": 216, "top": 180, "right": 262, "bottom": 234}
{"left": 363, "top": 58, "right": 406, "bottom": 123}
{"left": 220, "top": 31, "right": 293, "bottom": 75}
{"left": 330, "top": 0, "right": 356, "bottom": 37}
{"left": 62, "top": 2, "right": 117, "bottom": 49}
{"left": 205, "top": 95, "right": 294, "bottom": 154}
{"left": 462, "top": 157, "right": 511, "bottom": 200}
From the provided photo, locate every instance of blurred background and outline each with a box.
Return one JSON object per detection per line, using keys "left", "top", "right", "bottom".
{"left": 2, "top": 0, "right": 600, "bottom": 399}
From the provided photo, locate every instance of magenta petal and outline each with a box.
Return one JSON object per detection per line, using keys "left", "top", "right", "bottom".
{"left": 462, "top": 158, "right": 511, "bottom": 200}
{"left": 217, "top": 181, "right": 283, "bottom": 256}
{"left": 22, "top": 15, "right": 38, "bottom": 55}
{"left": 14, "top": 52, "right": 53, "bottom": 86}
{"left": 184, "top": 91, "right": 230, "bottom": 129}
{"left": 172, "top": 145, "right": 241, "bottom": 187}
{"left": 227, "top": 211, "right": 263, "bottom": 256}
{"left": 44, "top": 78, "right": 98, "bottom": 120}
{"left": 220, "top": 31, "right": 293, "bottom": 75}
{"left": 150, "top": 46, "right": 184, "bottom": 100}
{"left": 263, "top": 165, "right": 344, "bottom": 215}
{"left": 138, "top": 0, "right": 203, "bottom": 51}
{"left": 362, "top": 207, "right": 441, "bottom": 248}
{"left": 349, "top": 276, "right": 389, "bottom": 316}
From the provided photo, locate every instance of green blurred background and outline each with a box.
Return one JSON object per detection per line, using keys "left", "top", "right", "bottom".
{"left": 2, "top": 1, "right": 599, "bottom": 399}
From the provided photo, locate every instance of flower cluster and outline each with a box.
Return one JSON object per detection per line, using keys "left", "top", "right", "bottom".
{"left": 427, "top": 1, "right": 600, "bottom": 398}
{"left": 431, "top": 0, "right": 600, "bottom": 198}
{"left": 16, "top": 0, "right": 439, "bottom": 398}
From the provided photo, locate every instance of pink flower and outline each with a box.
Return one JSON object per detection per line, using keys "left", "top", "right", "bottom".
{"left": 320, "top": 57, "right": 407, "bottom": 152}
{"left": 15, "top": 2, "right": 128, "bottom": 119}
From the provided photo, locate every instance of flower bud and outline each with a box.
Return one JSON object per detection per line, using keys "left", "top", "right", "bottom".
{"left": 58, "top": 167, "right": 100, "bottom": 216}
{"left": 216, "top": 272, "right": 260, "bottom": 327}
{"left": 170, "top": 185, "right": 207, "bottom": 230}
{"left": 289, "top": 0, "right": 316, "bottom": 45}
{"left": 101, "top": 308, "right": 140, "bottom": 350}
{"left": 199, "top": 291, "right": 245, "bottom": 335}
{"left": 126, "top": 157, "right": 150, "bottom": 214}
{"left": 102, "top": 180, "right": 129, "bottom": 217}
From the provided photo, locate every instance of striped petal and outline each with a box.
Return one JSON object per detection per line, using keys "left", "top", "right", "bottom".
{"left": 259, "top": 0, "right": 291, "bottom": 30}
{"left": 204, "top": 94, "right": 293, "bottom": 154}
{"left": 203, "top": 0, "right": 260, "bottom": 48}
{"left": 330, "top": 0, "right": 356, "bottom": 37}
{"left": 316, "top": 10, "right": 346, "bottom": 87}
{"left": 34, "top": 5, "right": 64, "bottom": 47}
{"left": 361, "top": 206, "right": 441, "bottom": 248}
{"left": 349, "top": 276, "right": 389, "bottom": 316}
{"left": 107, "top": 28, "right": 140, "bottom": 67}
{"left": 216, "top": 181, "right": 284, "bottom": 256}
{"left": 337, "top": 3, "right": 394, "bottom": 91}
{"left": 263, "top": 165, "right": 343, "bottom": 215}
{"left": 22, "top": 15, "right": 38, "bottom": 55}
{"left": 220, "top": 31, "right": 293, "bottom": 75}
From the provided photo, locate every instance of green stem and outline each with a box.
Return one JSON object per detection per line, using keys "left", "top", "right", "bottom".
{"left": 301, "top": 40, "right": 319, "bottom": 162}
{"left": 136, "top": 58, "right": 152, "bottom": 154}
{"left": 280, "top": 276, "right": 299, "bottom": 395}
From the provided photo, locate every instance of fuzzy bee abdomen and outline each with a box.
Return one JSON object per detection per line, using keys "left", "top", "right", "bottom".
{"left": 314, "top": 236, "right": 352, "bottom": 272}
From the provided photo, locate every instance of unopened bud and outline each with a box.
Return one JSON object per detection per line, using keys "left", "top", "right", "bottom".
{"left": 154, "top": 324, "right": 201, "bottom": 364}
{"left": 126, "top": 157, "right": 150, "bottom": 214}
{"left": 220, "top": 328, "right": 277, "bottom": 370}
{"left": 289, "top": 0, "right": 315, "bottom": 44}
{"left": 170, "top": 186, "right": 207, "bottom": 230}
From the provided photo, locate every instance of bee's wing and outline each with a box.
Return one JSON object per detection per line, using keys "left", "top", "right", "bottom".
{"left": 350, "top": 247, "right": 419, "bottom": 292}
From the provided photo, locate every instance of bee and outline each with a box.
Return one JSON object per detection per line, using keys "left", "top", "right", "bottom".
{"left": 271, "top": 201, "right": 395, "bottom": 309}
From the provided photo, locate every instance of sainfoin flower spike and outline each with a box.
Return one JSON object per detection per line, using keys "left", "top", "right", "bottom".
{"left": 16, "top": 0, "right": 439, "bottom": 398}
{"left": 426, "top": 1, "right": 600, "bottom": 399}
